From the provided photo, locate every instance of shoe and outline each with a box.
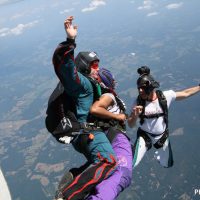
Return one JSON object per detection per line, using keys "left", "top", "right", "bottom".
{"left": 58, "top": 171, "right": 74, "bottom": 190}
{"left": 55, "top": 171, "right": 74, "bottom": 199}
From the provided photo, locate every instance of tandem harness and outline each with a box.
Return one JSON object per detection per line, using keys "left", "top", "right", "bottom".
{"left": 45, "top": 81, "right": 127, "bottom": 144}
{"left": 136, "top": 90, "right": 169, "bottom": 149}
{"left": 45, "top": 82, "right": 101, "bottom": 144}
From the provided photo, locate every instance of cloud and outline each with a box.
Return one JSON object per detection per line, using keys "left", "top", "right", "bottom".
{"left": 60, "top": 8, "right": 74, "bottom": 15}
{"left": 0, "top": 0, "right": 9, "bottom": 5}
{"left": 10, "top": 13, "right": 25, "bottom": 20}
{"left": 0, "top": 0, "right": 23, "bottom": 6}
{"left": 166, "top": 2, "right": 183, "bottom": 10}
{"left": 82, "top": 0, "right": 106, "bottom": 12}
{"left": 147, "top": 12, "right": 158, "bottom": 17}
{"left": 171, "top": 127, "right": 184, "bottom": 136}
{"left": 138, "top": 0, "right": 154, "bottom": 10}
{"left": 0, "top": 20, "right": 39, "bottom": 37}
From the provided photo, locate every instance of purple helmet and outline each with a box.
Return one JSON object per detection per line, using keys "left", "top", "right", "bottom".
{"left": 98, "top": 68, "right": 116, "bottom": 90}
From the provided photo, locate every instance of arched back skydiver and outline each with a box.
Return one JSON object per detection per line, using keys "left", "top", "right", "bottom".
{"left": 128, "top": 66, "right": 200, "bottom": 168}
{"left": 52, "top": 16, "right": 117, "bottom": 200}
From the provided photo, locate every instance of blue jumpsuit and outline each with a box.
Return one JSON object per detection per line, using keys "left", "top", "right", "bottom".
{"left": 52, "top": 38, "right": 117, "bottom": 200}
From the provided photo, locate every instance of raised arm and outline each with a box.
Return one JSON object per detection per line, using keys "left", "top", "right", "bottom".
{"left": 175, "top": 84, "right": 200, "bottom": 101}
{"left": 53, "top": 16, "right": 77, "bottom": 69}
{"left": 52, "top": 16, "right": 91, "bottom": 95}
{"left": 64, "top": 16, "right": 77, "bottom": 39}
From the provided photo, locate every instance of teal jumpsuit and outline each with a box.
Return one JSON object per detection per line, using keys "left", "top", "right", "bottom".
{"left": 53, "top": 38, "right": 117, "bottom": 200}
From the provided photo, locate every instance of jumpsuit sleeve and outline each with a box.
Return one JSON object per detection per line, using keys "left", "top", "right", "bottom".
{"left": 52, "top": 38, "right": 90, "bottom": 96}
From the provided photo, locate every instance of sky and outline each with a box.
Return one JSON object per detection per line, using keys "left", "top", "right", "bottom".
{"left": 0, "top": 0, "right": 190, "bottom": 38}
{"left": 1, "top": 0, "right": 199, "bottom": 77}
{"left": 0, "top": 1, "right": 200, "bottom": 199}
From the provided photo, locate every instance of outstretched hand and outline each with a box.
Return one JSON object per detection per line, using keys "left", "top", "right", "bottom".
{"left": 64, "top": 16, "right": 78, "bottom": 39}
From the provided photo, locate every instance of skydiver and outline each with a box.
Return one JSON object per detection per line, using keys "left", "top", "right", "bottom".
{"left": 86, "top": 68, "right": 133, "bottom": 199}
{"left": 53, "top": 16, "right": 117, "bottom": 200}
{"left": 128, "top": 66, "right": 200, "bottom": 168}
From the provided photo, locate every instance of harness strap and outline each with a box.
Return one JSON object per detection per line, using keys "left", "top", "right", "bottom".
{"left": 143, "top": 113, "right": 164, "bottom": 119}
{"left": 137, "top": 128, "right": 169, "bottom": 150}
{"left": 137, "top": 90, "right": 168, "bottom": 126}
{"left": 137, "top": 128, "right": 152, "bottom": 150}
{"left": 153, "top": 129, "right": 169, "bottom": 149}
{"left": 156, "top": 90, "right": 168, "bottom": 128}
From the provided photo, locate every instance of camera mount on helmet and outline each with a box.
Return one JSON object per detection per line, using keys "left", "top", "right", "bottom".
{"left": 137, "top": 66, "right": 160, "bottom": 95}
{"left": 75, "top": 52, "right": 99, "bottom": 75}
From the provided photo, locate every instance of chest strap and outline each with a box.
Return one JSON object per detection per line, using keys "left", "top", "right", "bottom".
{"left": 142, "top": 113, "right": 164, "bottom": 119}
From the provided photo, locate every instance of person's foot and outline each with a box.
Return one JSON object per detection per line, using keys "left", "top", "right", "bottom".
{"left": 55, "top": 171, "right": 74, "bottom": 199}
{"left": 58, "top": 171, "right": 74, "bottom": 190}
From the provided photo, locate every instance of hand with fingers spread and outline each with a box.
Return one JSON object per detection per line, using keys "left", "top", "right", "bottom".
{"left": 64, "top": 16, "right": 78, "bottom": 39}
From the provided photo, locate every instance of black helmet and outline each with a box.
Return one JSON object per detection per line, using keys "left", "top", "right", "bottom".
{"left": 75, "top": 51, "right": 99, "bottom": 75}
{"left": 137, "top": 66, "right": 159, "bottom": 94}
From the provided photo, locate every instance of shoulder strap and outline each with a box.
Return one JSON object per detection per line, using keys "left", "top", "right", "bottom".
{"left": 115, "top": 95, "right": 126, "bottom": 113}
{"left": 156, "top": 90, "right": 168, "bottom": 128}
{"left": 137, "top": 95, "right": 146, "bottom": 125}
{"left": 86, "top": 76, "right": 102, "bottom": 102}
{"left": 137, "top": 91, "right": 168, "bottom": 126}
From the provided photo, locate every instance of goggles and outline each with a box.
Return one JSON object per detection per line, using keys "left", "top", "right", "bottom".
{"left": 90, "top": 60, "right": 99, "bottom": 70}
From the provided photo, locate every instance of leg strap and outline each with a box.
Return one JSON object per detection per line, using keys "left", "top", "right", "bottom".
{"left": 154, "top": 129, "right": 169, "bottom": 149}
{"left": 137, "top": 128, "right": 152, "bottom": 150}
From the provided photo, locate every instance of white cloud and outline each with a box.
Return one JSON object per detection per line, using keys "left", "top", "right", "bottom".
{"left": 82, "top": 0, "right": 106, "bottom": 12}
{"left": 60, "top": 8, "right": 74, "bottom": 15}
{"left": 166, "top": 2, "right": 183, "bottom": 10}
{"left": 0, "top": 20, "right": 39, "bottom": 37}
{"left": 0, "top": 0, "right": 22, "bottom": 6}
{"left": 147, "top": 12, "right": 158, "bottom": 17}
{"left": 171, "top": 127, "right": 184, "bottom": 136}
{"left": 131, "top": 52, "right": 136, "bottom": 56}
{"left": 138, "top": 0, "right": 154, "bottom": 10}
{"left": 0, "top": 0, "right": 12, "bottom": 5}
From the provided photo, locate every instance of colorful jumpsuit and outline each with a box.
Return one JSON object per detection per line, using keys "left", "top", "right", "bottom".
{"left": 53, "top": 38, "right": 117, "bottom": 200}
{"left": 86, "top": 93, "right": 133, "bottom": 200}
